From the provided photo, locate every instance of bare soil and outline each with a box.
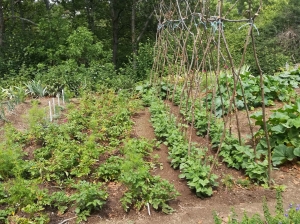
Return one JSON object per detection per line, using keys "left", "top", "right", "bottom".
{"left": 1, "top": 98, "right": 300, "bottom": 224}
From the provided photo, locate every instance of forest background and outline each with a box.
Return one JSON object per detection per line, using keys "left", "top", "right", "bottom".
{"left": 0, "top": 0, "right": 299, "bottom": 93}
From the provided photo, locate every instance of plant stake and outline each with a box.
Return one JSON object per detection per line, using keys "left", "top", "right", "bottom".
{"left": 52, "top": 98, "right": 56, "bottom": 115}
{"left": 147, "top": 202, "right": 151, "bottom": 216}
{"left": 49, "top": 101, "right": 52, "bottom": 122}
{"left": 57, "top": 94, "right": 60, "bottom": 106}
{"left": 62, "top": 89, "right": 65, "bottom": 105}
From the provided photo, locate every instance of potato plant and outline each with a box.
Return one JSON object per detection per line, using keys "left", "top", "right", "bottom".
{"left": 0, "top": 90, "right": 179, "bottom": 223}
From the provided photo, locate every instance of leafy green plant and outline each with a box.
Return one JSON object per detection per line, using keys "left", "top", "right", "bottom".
{"left": 0, "top": 207, "right": 14, "bottom": 223}
{"left": 236, "top": 178, "right": 251, "bottom": 188}
{"left": 0, "top": 86, "right": 27, "bottom": 122}
{"left": 70, "top": 181, "right": 108, "bottom": 222}
{"left": 95, "top": 156, "right": 123, "bottom": 182}
{"left": 171, "top": 86, "right": 268, "bottom": 184}
{"left": 50, "top": 191, "right": 71, "bottom": 214}
{"left": 25, "top": 80, "right": 47, "bottom": 97}
{"left": 4, "top": 178, "right": 42, "bottom": 209}
{"left": 0, "top": 140, "right": 24, "bottom": 180}
{"left": 252, "top": 98, "right": 300, "bottom": 166}
{"left": 203, "top": 67, "right": 297, "bottom": 117}
{"left": 26, "top": 100, "right": 48, "bottom": 132}
{"left": 121, "top": 41, "right": 154, "bottom": 82}
{"left": 2, "top": 86, "right": 27, "bottom": 103}
{"left": 0, "top": 90, "right": 162, "bottom": 221}
{"left": 120, "top": 138, "right": 179, "bottom": 213}
{"left": 0, "top": 104, "right": 7, "bottom": 121}
{"left": 6, "top": 213, "right": 50, "bottom": 224}
{"left": 179, "top": 155, "right": 219, "bottom": 197}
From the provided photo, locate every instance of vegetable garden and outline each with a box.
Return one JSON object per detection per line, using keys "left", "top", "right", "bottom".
{"left": 0, "top": 0, "right": 300, "bottom": 223}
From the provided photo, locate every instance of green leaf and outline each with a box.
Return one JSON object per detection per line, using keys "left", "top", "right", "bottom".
{"left": 178, "top": 173, "right": 186, "bottom": 179}
{"left": 135, "top": 85, "right": 143, "bottom": 91}
{"left": 288, "top": 130, "right": 300, "bottom": 146}
{"left": 272, "top": 144, "right": 295, "bottom": 166}
{"left": 272, "top": 145, "right": 287, "bottom": 166}
{"left": 75, "top": 207, "right": 81, "bottom": 214}
{"left": 285, "top": 147, "right": 295, "bottom": 161}
{"left": 264, "top": 86, "right": 270, "bottom": 93}
{"left": 199, "top": 179, "right": 209, "bottom": 187}
{"left": 270, "top": 124, "right": 286, "bottom": 134}
{"left": 250, "top": 111, "right": 263, "bottom": 126}
{"left": 296, "top": 99, "right": 300, "bottom": 113}
{"left": 294, "top": 148, "right": 300, "bottom": 157}
{"left": 236, "top": 100, "right": 244, "bottom": 109}
{"left": 270, "top": 112, "right": 290, "bottom": 122}
{"left": 290, "top": 117, "right": 300, "bottom": 128}
{"left": 279, "top": 73, "right": 290, "bottom": 78}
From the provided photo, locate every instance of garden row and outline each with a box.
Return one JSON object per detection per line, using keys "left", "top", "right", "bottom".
{"left": 139, "top": 86, "right": 268, "bottom": 185}
{"left": 149, "top": 98, "right": 218, "bottom": 197}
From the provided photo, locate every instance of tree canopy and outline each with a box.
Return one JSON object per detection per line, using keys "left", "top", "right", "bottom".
{"left": 0, "top": 0, "right": 299, "bottom": 90}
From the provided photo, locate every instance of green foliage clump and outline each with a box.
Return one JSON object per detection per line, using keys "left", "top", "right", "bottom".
{"left": 0, "top": 86, "right": 28, "bottom": 122}
{"left": 2, "top": 178, "right": 51, "bottom": 220}
{"left": 252, "top": 97, "right": 300, "bottom": 166}
{"left": 49, "top": 191, "right": 71, "bottom": 215}
{"left": 0, "top": 144, "right": 24, "bottom": 180}
{"left": 96, "top": 156, "right": 123, "bottom": 182}
{"left": 1, "top": 86, "right": 27, "bottom": 103}
{"left": 121, "top": 41, "right": 154, "bottom": 81}
{"left": 70, "top": 181, "right": 108, "bottom": 222}
{"left": 205, "top": 67, "right": 297, "bottom": 117}
{"left": 26, "top": 100, "right": 47, "bottom": 133}
{"left": 0, "top": 125, "right": 27, "bottom": 180}
{"left": 25, "top": 80, "right": 47, "bottom": 97}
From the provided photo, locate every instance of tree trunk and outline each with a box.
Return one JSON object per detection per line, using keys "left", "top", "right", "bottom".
{"left": 85, "top": 0, "right": 95, "bottom": 32}
{"left": 0, "top": 0, "right": 4, "bottom": 47}
{"left": 131, "top": 0, "right": 137, "bottom": 70}
{"left": 44, "top": 0, "right": 50, "bottom": 11}
{"left": 110, "top": 0, "right": 122, "bottom": 68}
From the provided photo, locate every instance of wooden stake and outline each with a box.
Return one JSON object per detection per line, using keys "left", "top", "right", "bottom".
{"left": 49, "top": 101, "right": 52, "bottom": 122}
{"left": 62, "top": 89, "right": 65, "bottom": 105}
{"left": 52, "top": 98, "right": 55, "bottom": 114}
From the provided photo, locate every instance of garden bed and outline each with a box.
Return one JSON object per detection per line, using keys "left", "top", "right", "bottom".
{"left": 0, "top": 95, "right": 299, "bottom": 224}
